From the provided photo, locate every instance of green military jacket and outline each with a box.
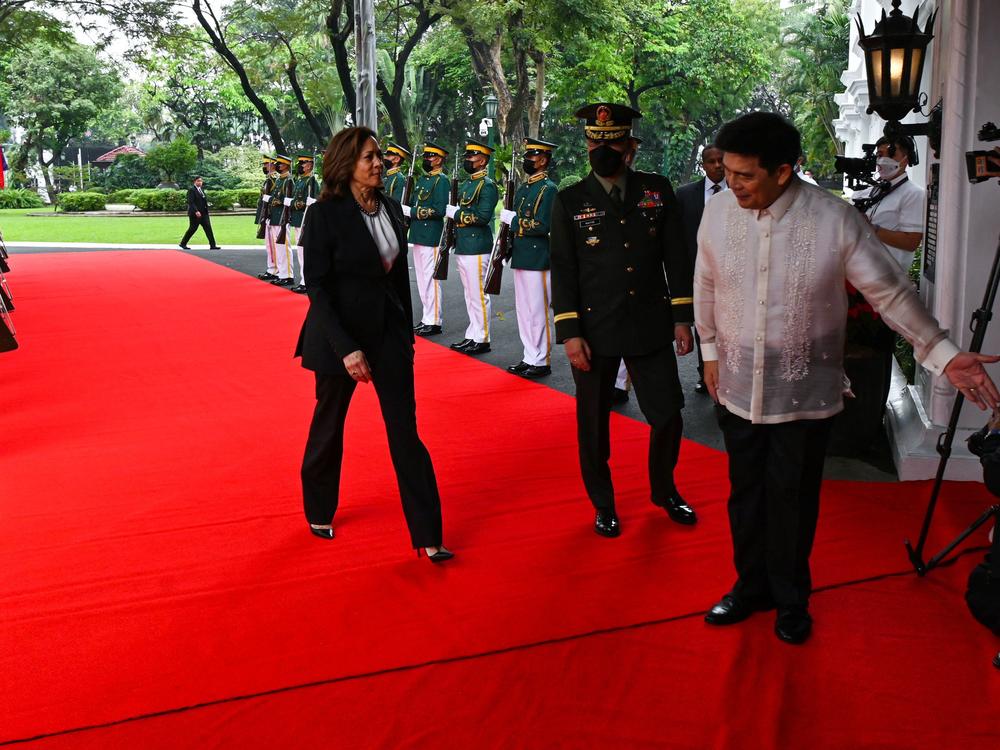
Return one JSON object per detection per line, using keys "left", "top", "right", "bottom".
{"left": 407, "top": 171, "right": 449, "bottom": 246}
{"left": 511, "top": 172, "right": 557, "bottom": 271}
{"left": 384, "top": 167, "right": 406, "bottom": 203}
{"left": 454, "top": 170, "right": 499, "bottom": 255}
{"left": 256, "top": 174, "right": 276, "bottom": 225}
{"left": 269, "top": 172, "right": 293, "bottom": 225}
{"left": 289, "top": 174, "right": 318, "bottom": 228}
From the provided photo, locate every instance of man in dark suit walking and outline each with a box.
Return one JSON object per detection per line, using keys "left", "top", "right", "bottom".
{"left": 675, "top": 144, "right": 725, "bottom": 393}
{"left": 180, "top": 176, "right": 221, "bottom": 250}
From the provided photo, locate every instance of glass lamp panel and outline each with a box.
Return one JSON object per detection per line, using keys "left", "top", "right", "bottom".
{"left": 870, "top": 49, "right": 884, "bottom": 97}
{"left": 890, "top": 47, "right": 906, "bottom": 97}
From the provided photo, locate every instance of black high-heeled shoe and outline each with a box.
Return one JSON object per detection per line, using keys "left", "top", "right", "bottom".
{"left": 417, "top": 546, "right": 454, "bottom": 563}
{"left": 309, "top": 524, "right": 334, "bottom": 540}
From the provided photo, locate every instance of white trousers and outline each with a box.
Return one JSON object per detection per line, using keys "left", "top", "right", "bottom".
{"left": 616, "top": 360, "right": 629, "bottom": 390}
{"left": 513, "top": 269, "right": 552, "bottom": 366}
{"left": 411, "top": 244, "right": 443, "bottom": 326}
{"left": 455, "top": 253, "right": 491, "bottom": 343}
{"left": 286, "top": 225, "right": 304, "bottom": 285}
{"left": 264, "top": 223, "right": 278, "bottom": 275}
{"left": 269, "top": 224, "right": 293, "bottom": 280}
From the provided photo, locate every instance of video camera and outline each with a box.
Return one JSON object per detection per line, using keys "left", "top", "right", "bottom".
{"left": 835, "top": 143, "right": 879, "bottom": 193}
{"left": 965, "top": 122, "right": 1000, "bottom": 184}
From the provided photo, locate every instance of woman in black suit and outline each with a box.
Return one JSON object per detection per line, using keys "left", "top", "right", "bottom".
{"left": 296, "top": 126, "right": 452, "bottom": 562}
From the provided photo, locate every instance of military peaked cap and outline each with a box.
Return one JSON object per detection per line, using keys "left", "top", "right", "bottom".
{"left": 574, "top": 103, "right": 641, "bottom": 141}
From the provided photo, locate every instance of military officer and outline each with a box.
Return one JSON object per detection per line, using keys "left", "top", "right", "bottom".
{"left": 288, "top": 153, "right": 318, "bottom": 294}
{"left": 505, "top": 138, "right": 558, "bottom": 378}
{"left": 613, "top": 135, "right": 643, "bottom": 402}
{"left": 383, "top": 142, "right": 410, "bottom": 203}
{"left": 550, "top": 103, "right": 697, "bottom": 538}
{"left": 407, "top": 142, "right": 450, "bottom": 336}
{"left": 268, "top": 154, "right": 295, "bottom": 287}
{"left": 449, "top": 139, "right": 499, "bottom": 355}
{"left": 257, "top": 156, "right": 279, "bottom": 281}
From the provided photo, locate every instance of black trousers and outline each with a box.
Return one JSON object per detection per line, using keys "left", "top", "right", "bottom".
{"left": 180, "top": 214, "right": 216, "bottom": 247}
{"left": 300, "top": 314, "right": 443, "bottom": 548}
{"left": 572, "top": 346, "right": 684, "bottom": 510}
{"left": 717, "top": 407, "right": 834, "bottom": 609}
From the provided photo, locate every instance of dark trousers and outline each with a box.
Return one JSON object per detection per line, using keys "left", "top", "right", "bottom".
{"left": 694, "top": 330, "right": 705, "bottom": 382}
{"left": 300, "top": 314, "right": 443, "bottom": 548}
{"left": 572, "top": 346, "right": 684, "bottom": 510}
{"left": 717, "top": 407, "right": 834, "bottom": 609}
{"left": 180, "top": 214, "right": 216, "bottom": 247}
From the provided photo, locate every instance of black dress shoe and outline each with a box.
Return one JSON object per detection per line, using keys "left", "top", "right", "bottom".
{"left": 416, "top": 324, "right": 442, "bottom": 337}
{"left": 291, "top": 284, "right": 307, "bottom": 294}
{"left": 774, "top": 608, "right": 812, "bottom": 644}
{"left": 450, "top": 339, "right": 473, "bottom": 350}
{"left": 209, "top": 246, "right": 222, "bottom": 250}
{"left": 521, "top": 365, "right": 552, "bottom": 379}
{"left": 507, "top": 361, "right": 530, "bottom": 374}
{"left": 271, "top": 277, "right": 295, "bottom": 286}
{"left": 594, "top": 508, "right": 621, "bottom": 538}
{"left": 655, "top": 494, "right": 697, "bottom": 525}
{"left": 179, "top": 244, "right": 191, "bottom": 250}
{"left": 309, "top": 524, "right": 334, "bottom": 540}
{"left": 694, "top": 380, "right": 708, "bottom": 394}
{"left": 612, "top": 387, "right": 629, "bottom": 404}
{"left": 418, "top": 546, "right": 454, "bottom": 563}
{"left": 258, "top": 272, "right": 278, "bottom": 280}
{"left": 704, "top": 594, "right": 765, "bottom": 625}
{"left": 463, "top": 342, "right": 491, "bottom": 355}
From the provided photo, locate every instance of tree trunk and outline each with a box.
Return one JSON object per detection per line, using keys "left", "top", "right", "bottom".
{"left": 192, "top": 0, "right": 286, "bottom": 154}
{"left": 287, "top": 57, "right": 330, "bottom": 148}
{"left": 527, "top": 51, "right": 545, "bottom": 139}
{"left": 326, "top": 0, "right": 357, "bottom": 119}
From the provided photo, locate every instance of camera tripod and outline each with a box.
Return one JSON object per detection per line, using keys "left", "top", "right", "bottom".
{"left": 905, "top": 228, "right": 1000, "bottom": 575}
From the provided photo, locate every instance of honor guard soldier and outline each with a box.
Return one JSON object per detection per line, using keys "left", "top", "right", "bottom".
{"left": 407, "top": 142, "right": 450, "bottom": 336}
{"left": 268, "top": 154, "right": 295, "bottom": 286}
{"left": 383, "top": 142, "right": 410, "bottom": 203}
{"left": 257, "top": 156, "right": 279, "bottom": 281}
{"left": 550, "top": 103, "right": 698, "bottom": 538}
{"left": 449, "top": 139, "right": 499, "bottom": 355}
{"left": 506, "top": 138, "right": 558, "bottom": 378}
{"left": 288, "top": 154, "right": 318, "bottom": 294}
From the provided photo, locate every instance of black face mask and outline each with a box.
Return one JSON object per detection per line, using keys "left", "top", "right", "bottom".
{"left": 262, "top": 166, "right": 270, "bottom": 175}
{"left": 422, "top": 158, "right": 435, "bottom": 172}
{"left": 295, "top": 164, "right": 304, "bottom": 175}
{"left": 589, "top": 144, "right": 624, "bottom": 178}
{"left": 522, "top": 158, "right": 539, "bottom": 175}
{"left": 462, "top": 157, "right": 478, "bottom": 174}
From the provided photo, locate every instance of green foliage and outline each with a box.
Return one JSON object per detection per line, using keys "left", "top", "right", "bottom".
{"left": 207, "top": 145, "right": 269, "bottom": 188}
{"left": 145, "top": 138, "right": 198, "bottom": 184}
{"left": 0, "top": 189, "right": 44, "bottom": 209}
{"left": 96, "top": 154, "right": 160, "bottom": 191}
{"left": 205, "top": 190, "right": 236, "bottom": 210}
{"left": 57, "top": 192, "right": 108, "bottom": 212}
{"left": 180, "top": 161, "right": 242, "bottom": 190}
{"left": 235, "top": 189, "right": 261, "bottom": 208}
{"left": 107, "top": 190, "right": 137, "bottom": 204}
{"left": 131, "top": 189, "right": 187, "bottom": 212}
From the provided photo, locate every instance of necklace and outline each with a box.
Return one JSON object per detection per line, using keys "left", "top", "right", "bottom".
{"left": 355, "top": 194, "right": 380, "bottom": 217}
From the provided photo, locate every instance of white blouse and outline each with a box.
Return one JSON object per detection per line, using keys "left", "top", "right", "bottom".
{"left": 360, "top": 201, "right": 399, "bottom": 271}
{"left": 694, "top": 177, "right": 958, "bottom": 425}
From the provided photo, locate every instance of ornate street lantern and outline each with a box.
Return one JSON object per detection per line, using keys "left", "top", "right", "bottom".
{"left": 856, "top": 0, "right": 937, "bottom": 123}
{"left": 483, "top": 93, "right": 499, "bottom": 120}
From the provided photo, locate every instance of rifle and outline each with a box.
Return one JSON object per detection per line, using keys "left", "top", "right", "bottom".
{"left": 400, "top": 145, "right": 418, "bottom": 209}
{"left": 432, "top": 152, "right": 460, "bottom": 281}
{"left": 256, "top": 174, "right": 274, "bottom": 240}
{"left": 484, "top": 145, "right": 518, "bottom": 295}
{"left": 275, "top": 174, "right": 294, "bottom": 245}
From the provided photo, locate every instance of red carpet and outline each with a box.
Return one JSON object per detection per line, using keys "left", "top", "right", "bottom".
{"left": 1, "top": 250, "right": 998, "bottom": 748}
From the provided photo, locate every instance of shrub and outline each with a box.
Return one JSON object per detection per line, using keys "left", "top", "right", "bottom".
{"left": 57, "top": 192, "right": 107, "bottom": 212}
{"left": 107, "top": 189, "right": 136, "bottom": 203}
{"left": 235, "top": 189, "right": 260, "bottom": 209}
{"left": 206, "top": 189, "right": 236, "bottom": 210}
{"left": 181, "top": 160, "right": 242, "bottom": 190}
{"left": 0, "top": 188, "right": 44, "bottom": 209}
{"left": 96, "top": 153, "right": 159, "bottom": 191}
{"left": 131, "top": 189, "right": 186, "bottom": 212}
{"left": 557, "top": 175, "right": 584, "bottom": 191}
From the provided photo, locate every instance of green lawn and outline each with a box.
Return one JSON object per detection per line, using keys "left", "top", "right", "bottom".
{"left": 0, "top": 208, "right": 265, "bottom": 245}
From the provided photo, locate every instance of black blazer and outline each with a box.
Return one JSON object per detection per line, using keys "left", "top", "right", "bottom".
{"left": 187, "top": 186, "right": 210, "bottom": 217}
{"left": 295, "top": 193, "right": 414, "bottom": 374}
{"left": 675, "top": 178, "right": 706, "bottom": 269}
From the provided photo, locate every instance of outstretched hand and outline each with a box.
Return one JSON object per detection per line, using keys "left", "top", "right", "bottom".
{"left": 944, "top": 352, "right": 1000, "bottom": 410}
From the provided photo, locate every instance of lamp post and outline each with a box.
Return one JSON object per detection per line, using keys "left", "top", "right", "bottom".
{"left": 856, "top": 0, "right": 938, "bottom": 139}
{"left": 483, "top": 92, "right": 499, "bottom": 150}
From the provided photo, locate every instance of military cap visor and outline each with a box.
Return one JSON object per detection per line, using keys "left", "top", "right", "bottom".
{"left": 274, "top": 154, "right": 293, "bottom": 165}
{"left": 464, "top": 139, "right": 493, "bottom": 156}
{"left": 422, "top": 143, "right": 448, "bottom": 157}
{"left": 523, "top": 138, "right": 557, "bottom": 155}
{"left": 385, "top": 143, "right": 411, "bottom": 159}
{"left": 575, "top": 103, "right": 641, "bottom": 141}
{"left": 296, "top": 154, "right": 315, "bottom": 162}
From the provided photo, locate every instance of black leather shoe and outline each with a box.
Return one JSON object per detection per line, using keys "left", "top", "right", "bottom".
{"left": 463, "top": 342, "right": 491, "bottom": 355}
{"left": 774, "top": 608, "right": 812, "bottom": 644}
{"left": 704, "top": 594, "right": 768, "bottom": 625}
{"left": 594, "top": 508, "right": 620, "bottom": 538}
{"left": 521, "top": 365, "right": 551, "bottom": 379}
{"left": 416, "top": 324, "right": 442, "bottom": 337}
{"left": 271, "top": 277, "right": 295, "bottom": 286}
{"left": 209, "top": 246, "right": 222, "bottom": 250}
{"left": 507, "top": 361, "right": 530, "bottom": 374}
{"left": 179, "top": 244, "right": 191, "bottom": 250}
{"left": 694, "top": 380, "right": 708, "bottom": 394}
{"left": 656, "top": 494, "right": 697, "bottom": 525}
{"left": 612, "top": 387, "right": 629, "bottom": 404}
{"left": 309, "top": 524, "right": 334, "bottom": 540}
{"left": 418, "top": 546, "right": 454, "bottom": 563}
{"left": 291, "top": 284, "right": 307, "bottom": 294}
{"left": 258, "top": 272, "right": 277, "bottom": 280}
{"left": 450, "top": 339, "right": 473, "bottom": 350}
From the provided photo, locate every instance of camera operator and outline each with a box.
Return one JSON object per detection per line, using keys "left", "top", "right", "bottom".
{"left": 964, "top": 415, "right": 1000, "bottom": 651}
{"left": 853, "top": 134, "right": 925, "bottom": 271}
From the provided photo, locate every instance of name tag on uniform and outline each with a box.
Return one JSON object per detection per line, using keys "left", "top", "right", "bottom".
{"left": 638, "top": 190, "right": 663, "bottom": 208}
{"left": 574, "top": 209, "right": 605, "bottom": 228}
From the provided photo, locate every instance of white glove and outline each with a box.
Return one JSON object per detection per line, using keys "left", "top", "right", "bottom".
{"left": 262, "top": 194, "right": 272, "bottom": 202}
{"left": 402, "top": 205, "right": 411, "bottom": 218}
{"left": 306, "top": 197, "right": 317, "bottom": 206}
{"left": 500, "top": 209, "right": 517, "bottom": 226}
{"left": 283, "top": 197, "right": 293, "bottom": 206}
{"left": 445, "top": 204, "right": 458, "bottom": 219}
